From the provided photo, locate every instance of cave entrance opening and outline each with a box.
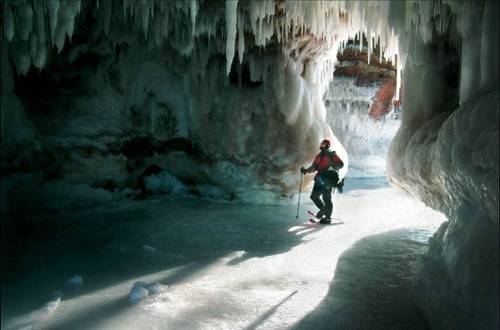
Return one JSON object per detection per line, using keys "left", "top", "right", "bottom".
{"left": 325, "top": 38, "right": 401, "bottom": 181}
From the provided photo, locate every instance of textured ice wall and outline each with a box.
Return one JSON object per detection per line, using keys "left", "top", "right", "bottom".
{"left": 397, "top": 92, "right": 499, "bottom": 329}
{"left": 386, "top": 2, "right": 499, "bottom": 328}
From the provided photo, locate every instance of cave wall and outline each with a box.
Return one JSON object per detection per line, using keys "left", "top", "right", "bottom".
{"left": 1, "top": 0, "right": 350, "bottom": 212}
{"left": 386, "top": 1, "right": 499, "bottom": 328}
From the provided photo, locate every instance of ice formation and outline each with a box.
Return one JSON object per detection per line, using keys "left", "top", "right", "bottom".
{"left": 128, "top": 281, "right": 165, "bottom": 305}
{"left": 1, "top": 1, "right": 498, "bottom": 328}
{"left": 129, "top": 281, "right": 149, "bottom": 304}
{"left": 325, "top": 74, "right": 400, "bottom": 178}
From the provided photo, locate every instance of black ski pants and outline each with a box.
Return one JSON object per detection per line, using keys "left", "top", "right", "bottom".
{"left": 310, "top": 183, "right": 334, "bottom": 218}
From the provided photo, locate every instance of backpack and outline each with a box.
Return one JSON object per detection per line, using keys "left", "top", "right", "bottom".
{"left": 321, "top": 152, "right": 341, "bottom": 187}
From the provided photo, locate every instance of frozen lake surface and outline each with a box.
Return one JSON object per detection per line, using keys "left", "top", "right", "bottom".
{"left": 1, "top": 178, "right": 446, "bottom": 329}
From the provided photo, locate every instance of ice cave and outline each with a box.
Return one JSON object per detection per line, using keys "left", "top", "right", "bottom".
{"left": 1, "top": 1, "right": 498, "bottom": 329}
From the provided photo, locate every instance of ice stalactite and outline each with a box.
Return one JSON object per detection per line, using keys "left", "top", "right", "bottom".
{"left": 3, "top": 1, "right": 405, "bottom": 83}
{"left": 237, "top": 8, "right": 245, "bottom": 64}
{"left": 4, "top": 3, "right": 15, "bottom": 41}
{"left": 395, "top": 54, "right": 401, "bottom": 101}
{"left": 3, "top": 0, "right": 477, "bottom": 92}
{"left": 225, "top": 0, "right": 238, "bottom": 75}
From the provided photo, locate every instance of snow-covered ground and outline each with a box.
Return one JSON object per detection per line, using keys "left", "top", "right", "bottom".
{"left": 1, "top": 178, "right": 446, "bottom": 330}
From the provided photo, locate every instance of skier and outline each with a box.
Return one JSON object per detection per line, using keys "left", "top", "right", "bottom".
{"left": 301, "top": 139, "right": 344, "bottom": 224}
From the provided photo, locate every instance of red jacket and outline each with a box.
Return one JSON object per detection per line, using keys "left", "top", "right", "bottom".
{"left": 307, "top": 151, "right": 344, "bottom": 174}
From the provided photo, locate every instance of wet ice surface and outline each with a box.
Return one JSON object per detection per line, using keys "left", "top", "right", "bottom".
{"left": 1, "top": 178, "right": 446, "bottom": 330}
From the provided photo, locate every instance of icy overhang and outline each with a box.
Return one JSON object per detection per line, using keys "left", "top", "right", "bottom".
{"left": 4, "top": 1, "right": 403, "bottom": 94}
{"left": 3, "top": 0, "right": 497, "bottom": 203}
{"left": 4, "top": 1, "right": 497, "bottom": 103}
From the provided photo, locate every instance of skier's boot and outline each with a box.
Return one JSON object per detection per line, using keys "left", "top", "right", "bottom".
{"left": 316, "top": 210, "right": 324, "bottom": 219}
{"left": 319, "top": 218, "right": 331, "bottom": 224}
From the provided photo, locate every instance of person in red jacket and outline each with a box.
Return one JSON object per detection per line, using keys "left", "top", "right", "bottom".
{"left": 301, "top": 139, "right": 344, "bottom": 224}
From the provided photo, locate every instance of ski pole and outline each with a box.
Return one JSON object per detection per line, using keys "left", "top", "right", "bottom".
{"left": 296, "top": 171, "right": 303, "bottom": 219}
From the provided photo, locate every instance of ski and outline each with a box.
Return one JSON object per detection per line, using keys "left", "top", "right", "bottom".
{"left": 307, "top": 210, "right": 320, "bottom": 219}
{"left": 308, "top": 210, "right": 343, "bottom": 222}
{"left": 308, "top": 218, "right": 331, "bottom": 225}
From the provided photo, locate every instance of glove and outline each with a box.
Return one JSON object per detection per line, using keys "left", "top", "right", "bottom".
{"left": 337, "top": 178, "right": 344, "bottom": 193}
{"left": 300, "top": 167, "right": 307, "bottom": 174}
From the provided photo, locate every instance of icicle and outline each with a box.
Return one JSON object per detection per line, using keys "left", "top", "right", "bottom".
{"left": 190, "top": 0, "right": 198, "bottom": 36}
{"left": 225, "top": 0, "right": 238, "bottom": 75}
{"left": 103, "top": 0, "right": 112, "bottom": 36}
{"left": 123, "top": 0, "right": 128, "bottom": 19}
{"left": 237, "top": 9, "right": 245, "bottom": 63}
{"left": 75, "top": 0, "right": 81, "bottom": 14}
{"left": 141, "top": 3, "right": 150, "bottom": 38}
{"left": 367, "top": 31, "right": 372, "bottom": 64}
{"left": 162, "top": 12, "right": 169, "bottom": 38}
{"left": 33, "top": 42, "right": 47, "bottom": 69}
{"left": 153, "top": 13, "right": 162, "bottom": 47}
{"left": 249, "top": 0, "right": 258, "bottom": 35}
{"left": 4, "top": 4, "right": 15, "bottom": 42}
{"left": 48, "top": 0, "right": 60, "bottom": 45}
{"left": 19, "top": 3, "right": 34, "bottom": 41}
{"left": 30, "top": 34, "right": 38, "bottom": 61}
{"left": 149, "top": 0, "right": 154, "bottom": 19}
{"left": 37, "top": 4, "right": 46, "bottom": 43}
{"left": 68, "top": 4, "right": 78, "bottom": 41}
{"left": 395, "top": 54, "right": 401, "bottom": 101}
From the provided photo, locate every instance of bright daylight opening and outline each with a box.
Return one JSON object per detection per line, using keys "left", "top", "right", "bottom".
{"left": 1, "top": 1, "right": 498, "bottom": 330}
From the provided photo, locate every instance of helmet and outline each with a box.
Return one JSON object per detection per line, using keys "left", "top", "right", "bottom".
{"left": 320, "top": 139, "right": 331, "bottom": 149}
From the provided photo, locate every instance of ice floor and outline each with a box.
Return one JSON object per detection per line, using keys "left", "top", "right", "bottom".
{"left": 1, "top": 178, "right": 446, "bottom": 330}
